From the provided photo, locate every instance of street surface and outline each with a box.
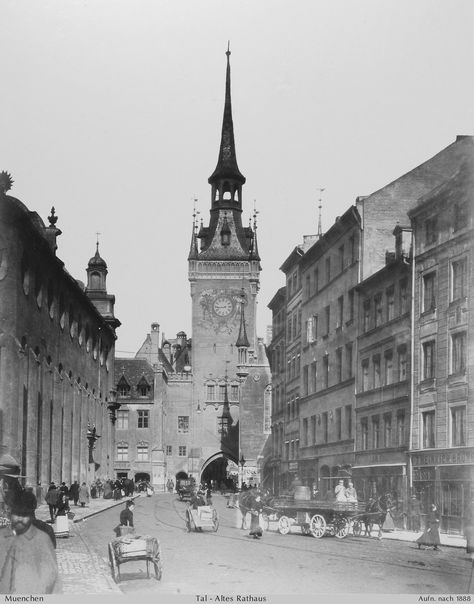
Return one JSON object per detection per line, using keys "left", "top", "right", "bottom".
{"left": 70, "top": 492, "right": 471, "bottom": 595}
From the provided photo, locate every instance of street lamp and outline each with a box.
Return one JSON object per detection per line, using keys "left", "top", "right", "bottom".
{"left": 86, "top": 423, "right": 101, "bottom": 464}
{"left": 107, "top": 389, "right": 121, "bottom": 424}
{"left": 239, "top": 454, "right": 246, "bottom": 489}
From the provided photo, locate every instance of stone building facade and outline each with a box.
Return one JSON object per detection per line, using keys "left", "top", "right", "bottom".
{"left": 299, "top": 208, "right": 360, "bottom": 496}
{"left": 0, "top": 173, "right": 120, "bottom": 487}
{"left": 353, "top": 228, "right": 412, "bottom": 504}
{"left": 408, "top": 159, "right": 474, "bottom": 533}
{"left": 267, "top": 135, "right": 473, "bottom": 534}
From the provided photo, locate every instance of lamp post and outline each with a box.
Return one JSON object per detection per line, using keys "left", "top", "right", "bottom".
{"left": 239, "top": 454, "right": 246, "bottom": 490}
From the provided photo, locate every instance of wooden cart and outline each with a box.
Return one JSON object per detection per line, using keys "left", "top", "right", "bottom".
{"left": 108, "top": 535, "right": 162, "bottom": 583}
{"left": 271, "top": 497, "right": 366, "bottom": 539}
{"left": 185, "top": 505, "right": 219, "bottom": 532}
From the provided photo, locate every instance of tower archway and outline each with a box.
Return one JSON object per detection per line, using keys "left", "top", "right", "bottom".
{"left": 200, "top": 451, "right": 238, "bottom": 489}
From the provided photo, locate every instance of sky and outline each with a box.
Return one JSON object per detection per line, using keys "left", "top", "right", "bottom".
{"left": 2, "top": 0, "right": 473, "bottom": 356}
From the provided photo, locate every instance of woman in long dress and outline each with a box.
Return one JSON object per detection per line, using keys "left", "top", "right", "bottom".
{"left": 416, "top": 503, "right": 441, "bottom": 550}
{"left": 249, "top": 494, "right": 263, "bottom": 539}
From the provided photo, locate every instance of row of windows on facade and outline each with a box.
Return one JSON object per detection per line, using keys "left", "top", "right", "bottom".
{"left": 419, "top": 331, "right": 466, "bottom": 381}
{"left": 358, "top": 411, "right": 407, "bottom": 451}
{"left": 20, "top": 261, "right": 109, "bottom": 363}
{"left": 423, "top": 202, "right": 469, "bottom": 246}
{"left": 205, "top": 383, "right": 240, "bottom": 401}
{"left": 421, "top": 257, "right": 467, "bottom": 314}
{"left": 362, "top": 279, "right": 409, "bottom": 332}
{"left": 360, "top": 346, "right": 408, "bottom": 391}
{"left": 116, "top": 443, "right": 150, "bottom": 461}
{"left": 419, "top": 406, "right": 467, "bottom": 449}
{"left": 287, "top": 235, "right": 358, "bottom": 301}
{"left": 116, "top": 410, "right": 150, "bottom": 429}
{"left": 273, "top": 405, "right": 352, "bottom": 458}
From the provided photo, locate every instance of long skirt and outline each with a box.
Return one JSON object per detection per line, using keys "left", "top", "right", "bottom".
{"left": 416, "top": 524, "right": 440, "bottom": 546}
{"left": 54, "top": 514, "right": 69, "bottom": 538}
{"left": 249, "top": 512, "right": 262, "bottom": 536}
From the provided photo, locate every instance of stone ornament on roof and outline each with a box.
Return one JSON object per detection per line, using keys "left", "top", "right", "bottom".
{"left": 0, "top": 171, "right": 13, "bottom": 195}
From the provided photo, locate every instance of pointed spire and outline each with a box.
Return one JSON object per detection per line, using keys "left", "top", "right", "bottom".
{"left": 236, "top": 294, "right": 250, "bottom": 348}
{"left": 208, "top": 43, "right": 246, "bottom": 186}
{"left": 88, "top": 237, "right": 107, "bottom": 269}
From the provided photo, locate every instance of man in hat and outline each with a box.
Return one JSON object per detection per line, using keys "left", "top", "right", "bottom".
{"left": 0, "top": 490, "right": 61, "bottom": 593}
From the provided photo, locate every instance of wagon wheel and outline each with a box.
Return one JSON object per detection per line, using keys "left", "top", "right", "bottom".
{"left": 278, "top": 515, "right": 291, "bottom": 535}
{"left": 108, "top": 543, "right": 120, "bottom": 583}
{"left": 212, "top": 509, "right": 219, "bottom": 532}
{"left": 309, "top": 514, "right": 326, "bottom": 538}
{"left": 334, "top": 515, "right": 350, "bottom": 539}
{"left": 261, "top": 513, "right": 270, "bottom": 532}
{"left": 352, "top": 519, "right": 362, "bottom": 536}
{"left": 153, "top": 546, "right": 163, "bottom": 581}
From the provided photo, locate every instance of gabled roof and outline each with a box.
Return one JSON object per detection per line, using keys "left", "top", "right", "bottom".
{"left": 114, "top": 358, "right": 154, "bottom": 387}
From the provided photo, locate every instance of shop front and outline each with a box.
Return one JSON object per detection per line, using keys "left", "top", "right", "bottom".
{"left": 411, "top": 448, "right": 474, "bottom": 535}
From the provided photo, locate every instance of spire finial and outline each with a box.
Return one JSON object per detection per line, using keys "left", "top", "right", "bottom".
{"left": 48, "top": 207, "right": 58, "bottom": 227}
{"left": 96, "top": 232, "right": 101, "bottom": 253}
{"left": 317, "top": 188, "right": 325, "bottom": 237}
{"left": 193, "top": 196, "right": 200, "bottom": 233}
{"left": 226, "top": 40, "right": 231, "bottom": 57}
{"left": 253, "top": 200, "right": 259, "bottom": 230}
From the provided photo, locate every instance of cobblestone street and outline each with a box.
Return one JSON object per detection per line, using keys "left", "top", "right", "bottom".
{"left": 56, "top": 522, "right": 121, "bottom": 594}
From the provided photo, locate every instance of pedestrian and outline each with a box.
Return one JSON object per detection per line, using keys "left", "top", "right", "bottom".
{"left": 345, "top": 481, "right": 358, "bottom": 503}
{"left": 69, "top": 480, "right": 80, "bottom": 506}
{"left": 54, "top": 490, "right": 70, "bottom": 538}
{"left": 249, "top": 494, "right": 263, "bottom": 539}
{"left": 59, "top": 482, "right": 69, "bottom": 497}
{"left": 0, "top": 489, "right": 62, "bottom": 593}
{"left": 103, "top": 480, "right": 113, "bottom": 499}
{"left": 335, "top": 479, "right": 347, "bottom": 502}
{"left": 78, "top": 482, "right": 90, "bottom": 507}
{"left": 206, "top": 486, "right": 212, "bottom": 505}
{"left": 45, "top": 482, "right": 59, "bottom": 523}
{"left": 114, "top": 500, "right": 135, "bottom": 537}
{"left": 416, "top": 503, "right": 441, "bottom": 551}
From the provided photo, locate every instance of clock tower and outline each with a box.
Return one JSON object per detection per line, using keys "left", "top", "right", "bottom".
{"left": 188, "top": 46, "right": 261, "bottom": 465}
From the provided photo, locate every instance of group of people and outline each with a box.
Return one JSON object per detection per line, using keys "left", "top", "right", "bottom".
{"left": 45, "top": 481, "right": 90, "bottom": 523}
{"left": 334, "top": 479, "right": 358, "bottom": 503}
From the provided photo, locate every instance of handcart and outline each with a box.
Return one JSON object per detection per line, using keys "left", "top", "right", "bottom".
{"left": 108, "top": 534, "right": 162, "bottom": 583}
{"left": 271, "top": 496, "right": 365, "bottom": 539}
{"left": 185, "top": 505, "right": 219, "bottom": 532}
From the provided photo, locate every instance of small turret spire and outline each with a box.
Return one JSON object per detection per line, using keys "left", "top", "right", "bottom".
{"left": 236, "top": 294, "right": 250, "bottom": 349}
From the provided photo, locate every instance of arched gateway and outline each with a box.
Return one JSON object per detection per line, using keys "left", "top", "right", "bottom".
{"left": 199, "top": 452, "right": 238, "bottom": 488}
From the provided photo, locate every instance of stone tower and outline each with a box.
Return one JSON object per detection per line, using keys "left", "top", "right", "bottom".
{"left": 188, "top": 47, "right": 261, "bottom": 466}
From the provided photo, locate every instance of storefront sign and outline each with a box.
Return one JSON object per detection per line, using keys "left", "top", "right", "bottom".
{"left": 411, "top": 449, "right": 474, "bottom": 467}
{"left": 289, "top": 462, "right": 299, "bottom": 472}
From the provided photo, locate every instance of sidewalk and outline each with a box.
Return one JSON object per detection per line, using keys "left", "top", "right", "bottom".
{"left": 35, "top": 492, "right": 141, "bottom": 524}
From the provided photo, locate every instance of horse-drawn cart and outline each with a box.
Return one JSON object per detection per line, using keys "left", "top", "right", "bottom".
{"left": 185, "top": 505, "right": 219, "bottom": 532}
{"left": 271, "top": 497, "right": 366, "bottom": 539}
{"left": 108, "top": 535, "right": 162, "bottom": 583}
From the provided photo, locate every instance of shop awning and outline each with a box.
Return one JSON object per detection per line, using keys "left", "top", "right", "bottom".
{"left": 352, "top": 463, "right": 406, "bottom": 469}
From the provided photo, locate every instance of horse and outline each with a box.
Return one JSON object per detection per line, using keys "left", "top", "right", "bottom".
{"left": 362, "top": 497, "right": 387, "bottom": 539}
{"left": 235, "top": 490, "right": 274, "bottom": 530}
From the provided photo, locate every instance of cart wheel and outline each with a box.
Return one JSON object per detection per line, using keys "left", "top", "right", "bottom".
{"left": 309, "top": 514, "right": 326, "bottom": 538}
{"left": 352, "top": 520, "right": 362, "bottom": 536}
{"left": 278, "top": 515, "right": 290, "bottom": 535}
{"left": 261, "top": 513, "right": 269, "bottom": 532}
{"left": 212, "top": 509, "right": 219, "bottom": 532}
{"left": 334, "top": 515, "right": 350, "bottom": 539}
{"left": 185, "top": 509, "right": 193, "bottom": 532}
{"left": 153, "top": 547, "right": 163, "bottom": 581}
{"left": 108, "top": 543, "right": 120, "bottom": 583}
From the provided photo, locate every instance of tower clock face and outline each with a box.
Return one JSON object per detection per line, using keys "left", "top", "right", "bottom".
{"left": 213, "top": 296, "right": 233, "bottom": 317}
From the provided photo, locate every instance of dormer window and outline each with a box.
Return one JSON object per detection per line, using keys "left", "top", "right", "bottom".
{"left": 137, "top": 376, "right": 150, "bottom": 397}
{"left": 117, "top": 376, "right": 131, "bottom": 397}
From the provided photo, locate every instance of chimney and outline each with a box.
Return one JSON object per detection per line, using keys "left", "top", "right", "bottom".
{"left": 149, "top": 323, "right": 160, "bottom": 366}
